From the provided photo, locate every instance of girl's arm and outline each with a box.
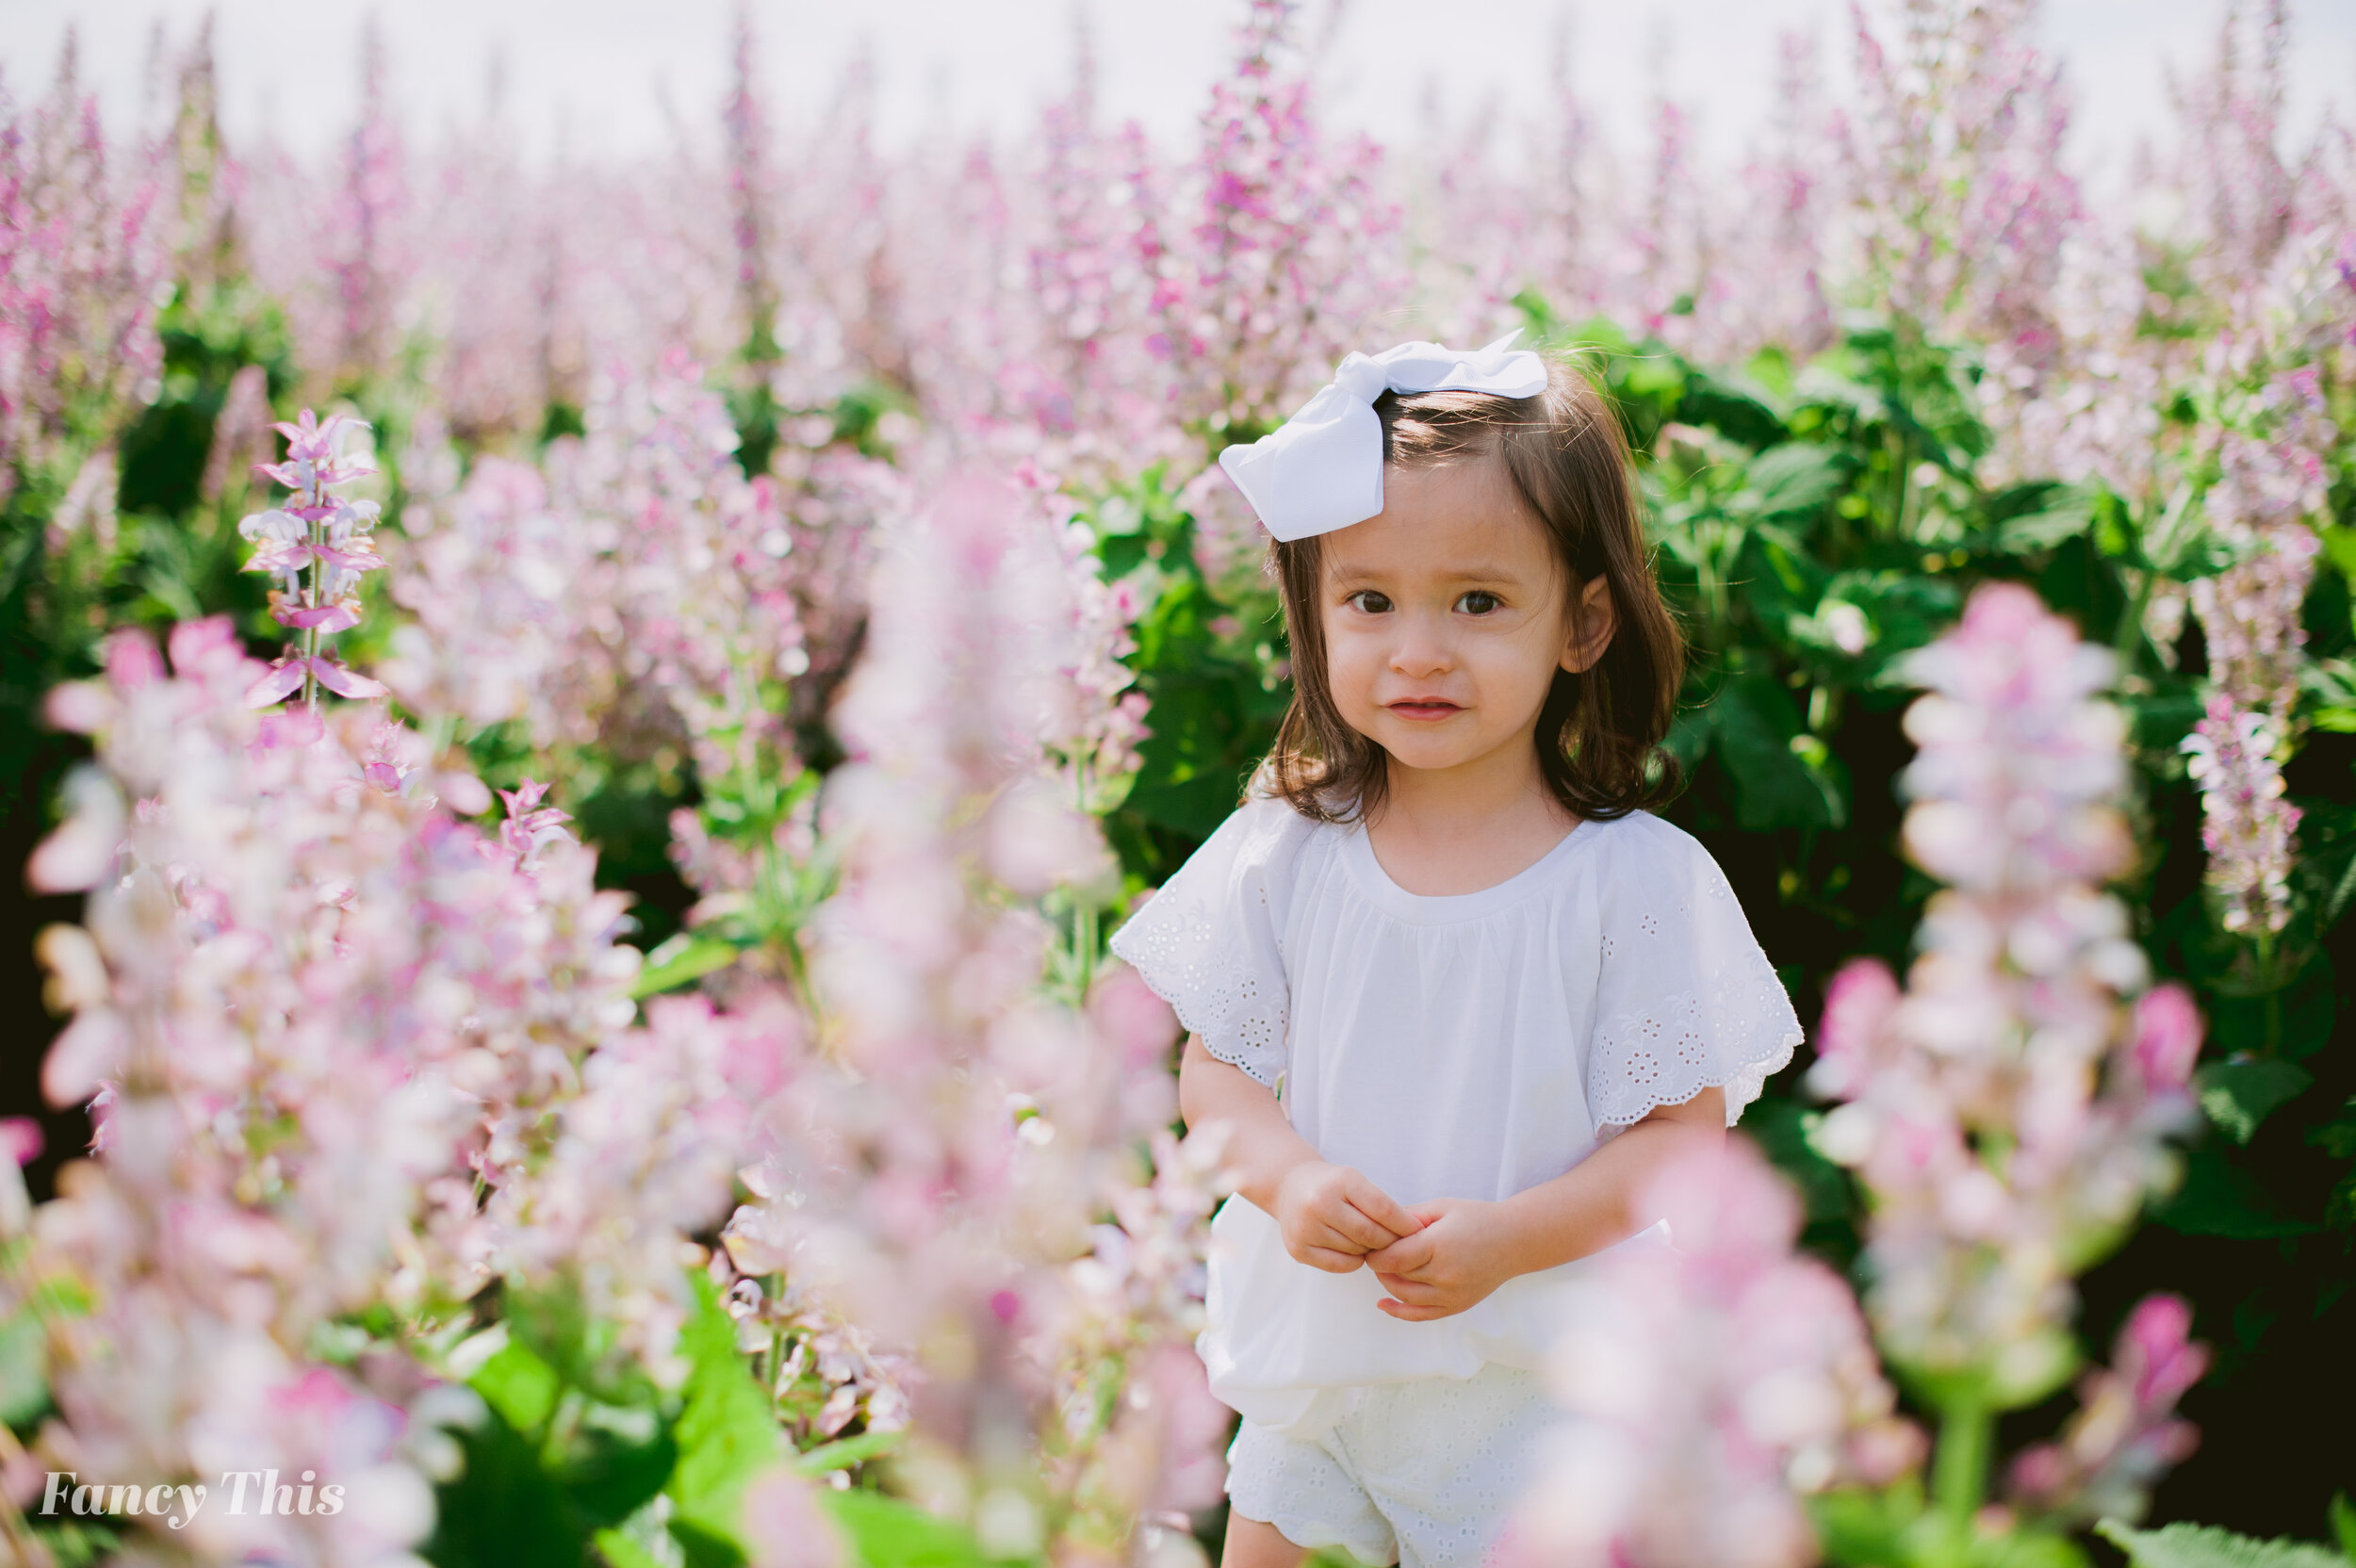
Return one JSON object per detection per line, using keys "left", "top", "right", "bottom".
{"left": 1361, "top": 1085, "right": 1726, "bottom": 1322}
{"left": 1178, "top": 1034, "right": 1423, "bottom": 1273}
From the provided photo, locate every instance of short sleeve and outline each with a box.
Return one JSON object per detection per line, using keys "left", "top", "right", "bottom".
{"left": 1106, "top": 797, "right": 1305, "bottom": 1090}
{"left": 1586, "top": 819, "right": 1803, "bottom": 1132}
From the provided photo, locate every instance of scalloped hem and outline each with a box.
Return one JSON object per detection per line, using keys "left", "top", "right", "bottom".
{"left": 1591, "top": 1023, "right": 1806, "bottom": 1132}
{"left": 1112, "top": 950, "right": 1284, "bottom": 1090}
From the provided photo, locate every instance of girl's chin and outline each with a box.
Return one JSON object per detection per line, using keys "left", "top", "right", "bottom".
{"left": 1370, "top": 729, "right": 1492, "bottom": 772}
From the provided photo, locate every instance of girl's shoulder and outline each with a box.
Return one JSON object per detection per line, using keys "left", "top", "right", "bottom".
{"left": 1573, "top": 809, "right": 1735, "bottom": 894}
{"left": 1191, "top": 791, "right": 1333, "bottom": 878}
{"left": 1106, "top": 792, "right": 1328, "bottom": 985}
{"left": 1117, "top": 794, "right": 1331, "bottom": 917}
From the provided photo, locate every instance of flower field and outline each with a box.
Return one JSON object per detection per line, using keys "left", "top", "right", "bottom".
{"left": 0, "top": 2, "right": 2351, "bottom": 1565}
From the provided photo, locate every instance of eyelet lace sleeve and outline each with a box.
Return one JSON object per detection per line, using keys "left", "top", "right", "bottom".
{"left": 1106, "top": 798, "right": 1305, "bottom": 1089}
{"left": 1586, "top": 821, "right": 1803, "bottom": 1132}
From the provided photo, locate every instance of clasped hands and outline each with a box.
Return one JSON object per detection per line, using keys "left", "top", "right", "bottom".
{"left": 1271, "top": 1159, "right": 1514, "bottom": 1322}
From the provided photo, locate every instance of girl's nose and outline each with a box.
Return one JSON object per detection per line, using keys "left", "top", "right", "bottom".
{"left": 1387, "top": 614, "right": 1454, "bottom": 678}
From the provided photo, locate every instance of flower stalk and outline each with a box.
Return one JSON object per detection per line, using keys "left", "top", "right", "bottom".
{"left": 239, "top": 407, "right": 388, "bottom": 710}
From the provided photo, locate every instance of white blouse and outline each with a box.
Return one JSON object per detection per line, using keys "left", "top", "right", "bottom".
{"left": 1108, "top": 795, "right": 1803, "bottom": 1440}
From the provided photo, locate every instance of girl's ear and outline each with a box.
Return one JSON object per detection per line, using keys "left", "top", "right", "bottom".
{"left": 1560, "top": 575, "right": 1618, "bottom": 674}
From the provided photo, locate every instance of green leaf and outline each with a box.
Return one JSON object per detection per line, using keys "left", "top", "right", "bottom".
{"left": 2096, "top": 1520, "right": 2351, "bottom": 1568}
{"left": 593, "top": 1527, "right": 678, "bottom": 1568}
{"left": 473, "top": 1336, "right": 564, "bottom": 1435}
{"left": 2206, "top": 965, "right": 2337, "bottom": 1064}
{"left": 421, "top": 1400, "right": 594, "bottom": 1568}
{"left": 2331, "top": 1494, "right": 2356, "bottom": 1561}
{"left": 25, "top": 1518, "right": 123, "bottom": 1568}
{"left": 1706, "top": 672, "right": 1845, "bottom": 831}
{"left": 1994, "top": 483, "right": 2098, "bottom": 553}
{"left": 426, "top": 1309, "right": 676, "bottom": 1568}
{"left": 1973, "top": 1534, "right": 2092, "bottom": 1568}
{"left": 1809, "top": 1481, "right": 1923, "bottom": 1568}
{"left": 793, "top": 1429, "right": 905, "bottom": 1478}
{"left": 664, "top": 1270, "right": 784, "bottom": 1566}
{"left": 0, "top": 1305, "right": 50, "bottom": 1427}
{"left": 2195, "top": 1059, "right": 2315, "bottom": 1144}
{"left": 2317, "top": 523, "right": 2356, "bottom": 584}
{"left": 555, "top": 1400, "right": 677, "bottom": 1531}
{"left": 820, "top": 1491, "right": 989, "bottom": 1568}
{"left": 2154, "top": 1147, "right": 2317, "bottom": 1239}
{"left": 632, "top": 935, "right": 742, "bottom": 999}
{"left": 596, "top": 1497, "right": 687, "bottom": 1568}
{"left": 1744, "top": 443, "right": 1847, "bottom": 518}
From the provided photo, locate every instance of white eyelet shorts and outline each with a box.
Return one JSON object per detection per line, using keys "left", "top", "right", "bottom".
{"left": 1224, "top": 1361, "right": 1554, "bottom": 1568}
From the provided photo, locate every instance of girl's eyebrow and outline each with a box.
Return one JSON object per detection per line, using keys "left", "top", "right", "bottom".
{"left": 1326, "top": 561, "right": 1534, "bottom": 585}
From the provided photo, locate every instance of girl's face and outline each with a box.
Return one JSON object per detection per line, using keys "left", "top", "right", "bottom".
{"left": 1318, "top": 460, "right": 1615, "bottom": 782}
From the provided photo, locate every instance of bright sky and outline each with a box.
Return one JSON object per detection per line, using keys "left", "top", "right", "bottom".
{"left": 5, "top": 0, "right": 2350, "bottom": 184}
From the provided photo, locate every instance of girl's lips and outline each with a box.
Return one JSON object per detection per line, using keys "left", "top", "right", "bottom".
{"left": 1386, "top": 700, "right": 1463, "bottom": 720}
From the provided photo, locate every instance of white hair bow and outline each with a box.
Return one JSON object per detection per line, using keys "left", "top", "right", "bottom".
{"left": 1214, "top": 330, "right": 1549, "bottom": 543}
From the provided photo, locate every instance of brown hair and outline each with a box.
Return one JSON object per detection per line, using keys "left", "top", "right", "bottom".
{"left": 1259, "top": 351, "right": 1684, "bottom": 824}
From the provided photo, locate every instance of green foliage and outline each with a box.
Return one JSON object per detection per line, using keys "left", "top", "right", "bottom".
{"left": 116, "top": 279, "right": 297, "bottom": 514}
{"left": 820, "top": 1492, "right": 990, "bottom": 1568}
{"left": 0, "top": 272, "right": 295, "bottom": 878}
{"left": 25, "top": 1518, "right": 122, "bottom": 1568}
{"left": 419, "top": 1269, "right": 976, "bottom": 1568}
{"left": 1082, "top": 293, "right": 2353, "bottom": 1549}
{"left": 1813, "top": 1479, "right": 2093, "bottom": 1568}
{"left": 1081, "top": 462, "right": 1292, "bottom": 889}
{"left": 661, "top": 1270, "right": 785, "bottom": 1566}
{"left": 2097, "top": 1521, "right": 2351, "bottom": 1568}
{"left": 0, "top": 1298, "right": 48, "bottom": 1429}
{"left": 2196, "top": 1059, "right": 2315, "bottom": 1145}
{"left": 1507, "top": 295, "right": 2356, "bottom": 1344}
{"left": 425, "top": 1290, "right": 682, "bottom": 1568}
{"left": 1076, "top": 295, "right": 2356, "bottom": 1347}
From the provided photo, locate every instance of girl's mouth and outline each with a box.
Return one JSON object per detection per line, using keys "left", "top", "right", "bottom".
{"left": 1386, "top": 699, "right": 1463, "bottom": 721}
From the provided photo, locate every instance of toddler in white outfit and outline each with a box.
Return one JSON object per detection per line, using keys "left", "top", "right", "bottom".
{"left": 1109, "top": 334, "right": 1800, "bottom": 1568}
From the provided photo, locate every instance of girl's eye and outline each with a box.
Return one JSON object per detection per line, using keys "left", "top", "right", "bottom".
{"left": 1346, "top": 590, "right": 1392, "bottom": 613}
{"left": 1456, "top": 590, "right": 1502, "bottom": 615}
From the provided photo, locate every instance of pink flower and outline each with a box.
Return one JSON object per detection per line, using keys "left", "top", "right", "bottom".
{"left": 0, "top": 1118, "right": 41, "bottom": 1167}
{"left": 1510, "top": 1139, "right": 1911, "bottom": 1568}
{"left": 247, "top": 653, "right": 388, "bottom": 708}
{"left": 496, "top": 777, "right": 574, "bottom": 868}
{"left": 238, "top": 407, "right": 387, "bottom": 711}
{"left": 2004, "top": 1294, "right": 2209, "bottom": 1527}
{"left": 1811, "top": 582, "right": 2198, "bottom": 1445}
{"left": 2127, "top": 987, "right": 2202, "bottom": 1090}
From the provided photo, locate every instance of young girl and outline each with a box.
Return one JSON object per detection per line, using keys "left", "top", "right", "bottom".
{"left": 1108, "top": 334, "right": 1803, "bottom": 1568}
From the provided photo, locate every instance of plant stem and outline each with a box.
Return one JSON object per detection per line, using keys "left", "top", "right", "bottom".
{"left": 1075, "top": 900, "right": 1099, "bottom": 1001}
{"left": 303, "top": 486, "right": 321, "bottom": 710}
{"left": 1933, "top": 1396, "right": 1993, "bottom": 1532}
{"left": 2113, "top": 564, "right": 2155, "bottom": 678}
{"left": 2257, "top": 929, "right": 2282, "bottom": 1052}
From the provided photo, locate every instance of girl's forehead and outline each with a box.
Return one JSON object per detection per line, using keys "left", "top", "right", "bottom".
{"left": 1324, "top": 464, "right": 1553, "bottom": 577}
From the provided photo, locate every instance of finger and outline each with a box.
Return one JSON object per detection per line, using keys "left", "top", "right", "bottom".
{"left": 1365, "top": 1234, "right": 1434, "bottom": 1277}
{"left": 1299, "top": 1246, "right": 1364, "bottom": 1274}
{"left": 1346, "top": 1178, "right": 1424, "bottom": 1238}
{"left": 1314, "top": 1216, "right": 1390, "bottom": 1256}
{"left": 1326, "top": 1202, "right": 1400, "bottom": 1253}
{"left": 1376, "top": 1298, "right": 1455, "bottom": 1322}
{"left": 1373, "top": 1272, "right": 1442, "bottom": 1306}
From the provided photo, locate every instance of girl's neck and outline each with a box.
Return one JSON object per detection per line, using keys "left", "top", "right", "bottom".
{"left": 1363, "top": 740, "right": 1579, "bottom": 897}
